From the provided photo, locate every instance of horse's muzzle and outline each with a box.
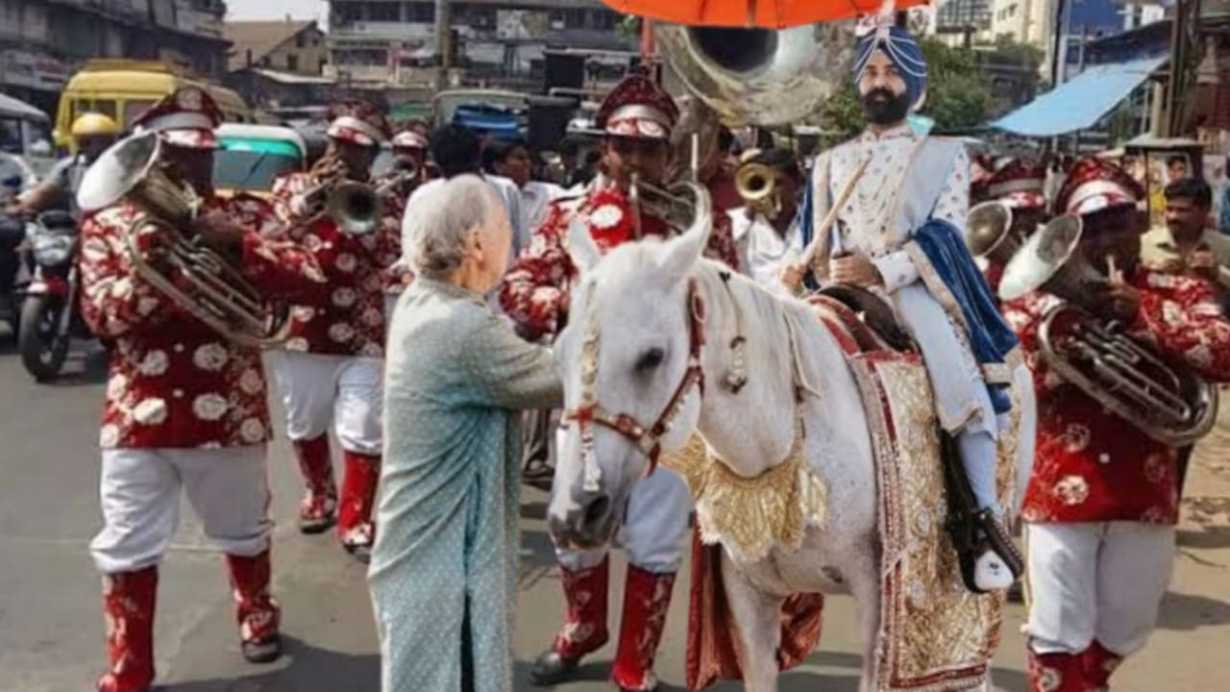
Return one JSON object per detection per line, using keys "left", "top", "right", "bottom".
{"left": 547, "top": 490, "right": 618, "bottom": 550}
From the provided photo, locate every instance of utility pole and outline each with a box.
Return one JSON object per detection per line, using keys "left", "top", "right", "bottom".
{"left": 435, "top": 0, "right": 452, "bottom": 91}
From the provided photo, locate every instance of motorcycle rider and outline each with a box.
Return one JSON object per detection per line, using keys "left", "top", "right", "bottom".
{"left": 9, "top": 113, "right": 121, "bottom": 219}
{"left": 2, "top": 113, "right": 120, "bottom": 335}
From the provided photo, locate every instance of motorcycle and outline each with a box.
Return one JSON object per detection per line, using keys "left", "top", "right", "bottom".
{"left": 18, "top": 210, "right": 87, "bottom": 381}
{"left": 0, "top": 210, "right": 23, "bottom": 336}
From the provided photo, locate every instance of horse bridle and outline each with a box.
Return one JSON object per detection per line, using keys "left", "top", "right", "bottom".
{"left": 562, "top": 278, "right": 707, "bottom": 490}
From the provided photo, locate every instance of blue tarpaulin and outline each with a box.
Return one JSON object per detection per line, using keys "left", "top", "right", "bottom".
{"left": 451, "top": 105, "right": 522, "bottom": 140}
{"left": 990, "top": 55, "right": 1167, "bottom": 137}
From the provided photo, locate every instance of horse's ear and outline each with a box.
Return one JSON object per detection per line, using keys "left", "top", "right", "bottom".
{"left": 657, "top": 185, "right": 713, "bottom": 280}
{"left": 567, "top": 217, "right": 601, "bottom": 273}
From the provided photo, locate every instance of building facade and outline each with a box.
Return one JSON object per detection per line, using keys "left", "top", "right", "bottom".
{"left": 934, "top": 0, "right": 995, "bottom": 45}
{"left": 326, "top": 0, "right": 633, "bottom": 90}
{"left": 0, "top": 0, "right": 230, "bottom": 115}
{"left": 226, "top": 20, "right": 328, "bottom": 75}
{"left": 989, "top": 0, "right": 1054, "bottom": 48}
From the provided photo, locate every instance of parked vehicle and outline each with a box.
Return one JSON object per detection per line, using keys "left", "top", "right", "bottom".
{"left": 18, "top": 210, "right": 87, "bottom": 381}
{"left": 0, "top": 93, "right": 55, "bottom": 179}
{"left": 212, "top": 124, "right": 307, "bottom": 199}
{"left": 54, "top": 59, "right": 253, "bottom": 152}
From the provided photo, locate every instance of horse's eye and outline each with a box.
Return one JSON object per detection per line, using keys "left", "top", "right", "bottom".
{"left": 635, "top": 347, "right": 665, "bottom": 372}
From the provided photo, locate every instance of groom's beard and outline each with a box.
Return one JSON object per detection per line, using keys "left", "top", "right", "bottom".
{"left": 861, "top": 87, "right": 912, "bottom": 126}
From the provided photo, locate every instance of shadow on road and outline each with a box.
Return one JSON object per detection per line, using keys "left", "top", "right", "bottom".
{"left": 521, "top": 500, "right": 548, "bottom": 521}
{"left": 170, "top": 634, "right": 378, "bottom": 692}
{"left": 1156, "top": 590, "right": 1230, "bottom": 630}
{"left": 1177, "top": 526, "right": 1230, "bottom": 550}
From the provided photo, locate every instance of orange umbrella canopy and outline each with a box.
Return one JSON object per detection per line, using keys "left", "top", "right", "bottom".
{"left": 601, "top": 0, "right": 930, "bottom": 29}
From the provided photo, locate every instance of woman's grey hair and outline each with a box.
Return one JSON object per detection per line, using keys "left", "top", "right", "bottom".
{"left": 407, "top": 174, "right": 506, "bottom": 280}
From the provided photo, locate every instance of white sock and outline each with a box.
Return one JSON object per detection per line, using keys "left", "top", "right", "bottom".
{"left": 974, "top": 548, "right": 1014, "bottom": 591}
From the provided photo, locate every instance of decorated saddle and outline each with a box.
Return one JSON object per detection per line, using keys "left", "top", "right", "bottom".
{"left": 672, "top": 291, "right": 1024, "bottom": 691}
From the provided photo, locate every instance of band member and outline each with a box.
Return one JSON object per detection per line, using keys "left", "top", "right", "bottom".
{"left": 381, "top": 124, "right": 429, "bottom": 311}
{"left": 728, "top": 147, "right": 805, "bottom": 292}
{"left": 972, "top": 158, "right": 1050, "bottom": 295}
{"left": 80, "top": 88, "right": 327, "bottom": 692}
{"left": 501, "top": 72, "right": 738, "bottom": 692}
{"left": 1002, "top": 158, "right": 1230, "bottom": 691}
{"left": 793, "top": 20, "right": 1021, "bottom": 591}
{"left": 267, "top": 100, "right": 403, "bottom": 561}
{"left": 381, "top": 124, "right": 429, "bottom": 200}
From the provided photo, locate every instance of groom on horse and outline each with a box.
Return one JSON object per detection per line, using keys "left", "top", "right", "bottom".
{"left": 792, "top": 19, "right": 1023, "bottom": 593}
{"left": 500, "top": 72, "right": 739, "bottom": 691}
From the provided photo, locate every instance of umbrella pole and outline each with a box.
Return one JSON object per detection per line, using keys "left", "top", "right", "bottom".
{"left": 640, "top": 17, "right": 656, "bottom": 61}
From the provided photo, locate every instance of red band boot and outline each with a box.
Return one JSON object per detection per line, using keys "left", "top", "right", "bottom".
{"left": 1027, "top": 645, "right": 1089, "bottom": 692}
{"left": 529, "top": 556, "right": 611, "bottom": 685}
{"left": 1081, "top": 640, "right": 1124, "bottom": 691}
{"left": 611, "top": 565, "right": 676, "bottom": 692}
{"left": 97, "top": 566, "right": 157, "bottom": 692}
{"left": 225, "top": 550, "right": 282, "bottom": 664}
{"left": 292, "top": 436, "right": 337, "bottom": 533}
{"left": 338, "top": 451, "right": 381, "bottom": 562}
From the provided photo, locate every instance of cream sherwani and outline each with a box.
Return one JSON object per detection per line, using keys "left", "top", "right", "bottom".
{"left": 809, "top": 124, "right": 999, "bottom": 438}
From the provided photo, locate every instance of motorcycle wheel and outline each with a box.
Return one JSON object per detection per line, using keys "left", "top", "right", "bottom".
{"left": 18, "top": 294, "right": 70, "bottom": 382}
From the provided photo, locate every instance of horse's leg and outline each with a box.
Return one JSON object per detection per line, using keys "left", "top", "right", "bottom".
{"left": 721, "top": 551, "right": 785, "bottom": 692}
{"left": 846, "top": 546, "right": 882, "bottom": 692}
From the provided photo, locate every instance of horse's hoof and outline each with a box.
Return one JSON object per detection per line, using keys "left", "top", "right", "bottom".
{"left": 529, "top": 649, "right": 579, "bottom": 686}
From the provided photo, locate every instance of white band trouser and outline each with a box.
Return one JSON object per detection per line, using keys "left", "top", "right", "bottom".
{"left": 90, "top": 446, "right": 273, "bottom": 574}
{"left": 1025, "top": 521, "right": 1175, "bottom": 656}
{"left": 266, "top": 351, "right": 384, "bottom": 455}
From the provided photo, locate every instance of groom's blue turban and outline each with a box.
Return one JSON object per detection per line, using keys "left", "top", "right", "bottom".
{"left": 852, "top": 25, "right": 928, "bottom": 109}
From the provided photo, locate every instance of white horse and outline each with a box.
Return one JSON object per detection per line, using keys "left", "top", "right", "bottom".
{"left": 546, "top": 197, "right": 1035, "bottom": 692}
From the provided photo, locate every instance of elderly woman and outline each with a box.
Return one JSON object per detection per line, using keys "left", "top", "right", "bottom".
{"left": 369, "top": 174, "right": 562, "bottom": 691}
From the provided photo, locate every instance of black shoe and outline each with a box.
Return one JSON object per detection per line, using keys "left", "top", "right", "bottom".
{"left": 298, "top": 513, "right": 336, "bottom": 535}
{"left": 242, "top": 633, "right": 282, "bottom": 664}
{"left": 344, "top": 542, "right": 372, "bottom": 564}
{"left": 529, "top": 649, "right": 580, "bottom": 686}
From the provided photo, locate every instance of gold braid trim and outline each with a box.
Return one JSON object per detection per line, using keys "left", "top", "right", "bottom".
{"left": 661, "top": 419, "right": 828, "bottom": 564}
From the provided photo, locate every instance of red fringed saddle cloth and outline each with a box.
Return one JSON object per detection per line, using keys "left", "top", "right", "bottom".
{"left": 682, "top": 295, "right": 1007, "bottom": 691}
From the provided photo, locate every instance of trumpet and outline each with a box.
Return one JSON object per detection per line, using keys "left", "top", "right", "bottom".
{"left": 628, "top": 172, "right": 708, "bottom": 238}
{"left": 735, "top": 161, "right": 781, "bottom": 218}
{"left": 300, "top": 156, "right": 409, "bottom": 235}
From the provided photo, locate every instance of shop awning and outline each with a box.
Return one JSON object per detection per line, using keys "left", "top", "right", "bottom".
{"left": 990, "top": 55, "right": 1168, "bottom": 137}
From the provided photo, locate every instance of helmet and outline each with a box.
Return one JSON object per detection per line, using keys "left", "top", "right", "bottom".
{"left": 71, "top": 113, "right": 121, "bottom": 139}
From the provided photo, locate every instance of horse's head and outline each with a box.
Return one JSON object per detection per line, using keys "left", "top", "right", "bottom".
{"left": 547, "top": 191, "right": 712, "bottom": 550}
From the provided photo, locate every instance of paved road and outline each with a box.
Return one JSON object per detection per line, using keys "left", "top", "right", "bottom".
{"left": 1, "top": 334, "right": 1228, "bottom": 692}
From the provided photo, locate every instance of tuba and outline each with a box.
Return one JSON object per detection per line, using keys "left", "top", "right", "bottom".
{"left": 655, "top": 21, "right": 859, "bottom": 127}
{"left": 77, "top": 132, "right": 289, "bottom": 348}
{"left": 999, "top": 215, "right": 1219, "bottom": 446}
